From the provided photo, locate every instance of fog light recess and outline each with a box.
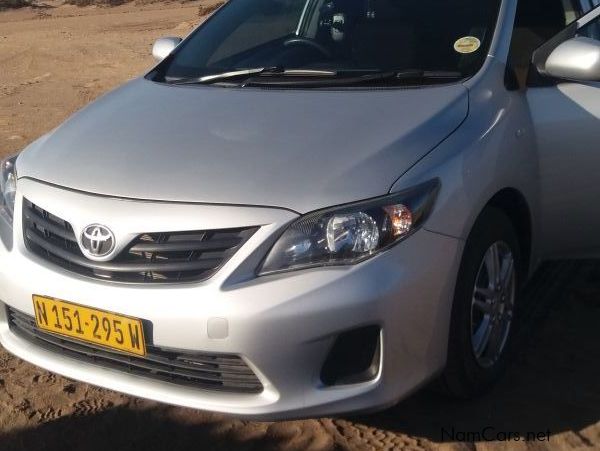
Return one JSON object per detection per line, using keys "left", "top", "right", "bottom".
{"left": 320, "top": 325, "right": 381, "bottom": 386}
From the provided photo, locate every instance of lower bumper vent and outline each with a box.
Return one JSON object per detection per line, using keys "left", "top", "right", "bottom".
{"left": 7, "top": 307, "right": 263, "bottom": 394}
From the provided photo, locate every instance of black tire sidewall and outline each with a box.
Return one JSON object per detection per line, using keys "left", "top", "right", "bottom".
{"left": 443, "top": 207, "right": 523, "bottom": 398}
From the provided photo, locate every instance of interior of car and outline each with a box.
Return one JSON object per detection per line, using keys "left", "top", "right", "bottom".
{"left": 509, "top": 0, "right": 584, "bottom": 88}
{"left": 178, "top": 0, "right": 502, "bottom": 77}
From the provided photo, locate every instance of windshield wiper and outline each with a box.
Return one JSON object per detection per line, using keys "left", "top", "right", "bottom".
{"left": 243, "top": 69, "right": 464, "bottom": 87}
{"left": 167, "top": 67, "right": 337, "bottom": 85}
{"left": 167, "top": 68, "right": 463, "bottom": 87}
{"left": 168, "top": 68, "right": 274, "bottom": 85}
{"left": 372, "top": 70, "right": 464, "bottom": 81}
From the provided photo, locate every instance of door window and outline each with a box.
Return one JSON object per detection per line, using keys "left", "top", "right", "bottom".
{"left": 562, "top": 0, "right": 580, "bottom": 23}
{"left": 577, "top": 10, "right": 600, "bottom": 39}
{"left": 508, "top": 0, "right": 584, "bottom": 88}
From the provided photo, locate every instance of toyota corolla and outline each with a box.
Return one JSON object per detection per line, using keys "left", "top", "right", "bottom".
{"left": 1, "top": 0, "right": 600, "bottom": 419}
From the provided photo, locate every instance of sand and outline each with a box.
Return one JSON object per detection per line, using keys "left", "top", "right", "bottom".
{"left": 1, "top": 3, "right": 600, "bottom": 449}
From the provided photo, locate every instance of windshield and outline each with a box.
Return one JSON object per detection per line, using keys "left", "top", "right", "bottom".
{"left": 154, "top": 0, "right": 502, "bottom": 87}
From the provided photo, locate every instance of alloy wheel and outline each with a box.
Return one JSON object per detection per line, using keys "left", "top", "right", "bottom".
{"left": 470, "top": 241, "right": 516, "bottom": 368}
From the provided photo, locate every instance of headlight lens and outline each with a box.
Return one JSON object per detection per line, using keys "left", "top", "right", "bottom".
{"left": 259, "top": 179, "right": 440, "bottom": 275}
{"left": 0, "top": 154, "right": 18, "bottom": 222}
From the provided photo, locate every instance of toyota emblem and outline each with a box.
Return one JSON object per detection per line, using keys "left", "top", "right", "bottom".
{"left": 80, "top": 224, "right": 115, "bottom": 259}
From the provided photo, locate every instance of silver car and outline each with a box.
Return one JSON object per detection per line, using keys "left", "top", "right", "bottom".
{"left": 1, "top": 0, "right": 599, "bottom": 420}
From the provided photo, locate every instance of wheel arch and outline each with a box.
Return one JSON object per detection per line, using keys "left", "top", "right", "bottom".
{"left": 481, "top": 188, "right": 533, "bottom": 276}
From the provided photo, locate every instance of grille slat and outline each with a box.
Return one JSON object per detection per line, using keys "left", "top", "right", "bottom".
{"left": 22, "top": 199, "right": 257, "bottom": 283}
{"left": 25, "top": 228, "right": 224, "bottom": 273}
{"left": 7, "top": 307, "right": 263, "bottom": 393}
{"left": 24, "top": 207, "right": 76, "bottom": 242}
{"left": 129, "top": 237, "right": 242, "bottom": 253}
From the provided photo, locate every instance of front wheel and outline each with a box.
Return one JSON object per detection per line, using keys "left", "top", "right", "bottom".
{"left": 441, "top": 208, "right": 522, "bottom": 398}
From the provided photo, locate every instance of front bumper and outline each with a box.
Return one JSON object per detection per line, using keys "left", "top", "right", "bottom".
{"left": 0, "top": 178, "right": 462, "bottom": 419}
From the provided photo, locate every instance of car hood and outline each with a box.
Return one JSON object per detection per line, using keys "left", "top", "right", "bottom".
{"left": 18, "top": 78, "right": 468, "bottom": 213}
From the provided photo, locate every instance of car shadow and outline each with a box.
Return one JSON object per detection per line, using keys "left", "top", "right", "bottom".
{"left": 353, "top": 260, "right": 600, "bottom": 443}
{"left": 0, "top": 261, "right": 599, "bottom": 450}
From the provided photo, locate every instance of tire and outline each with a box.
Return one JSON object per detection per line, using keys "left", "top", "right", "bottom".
{"left": 440, "top": 207, "right": 522, "bottom": 398}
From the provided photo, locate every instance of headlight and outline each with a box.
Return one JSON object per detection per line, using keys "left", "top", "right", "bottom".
{"left": 0, "top": 154, "right": 18, "bottom": 223}
{"left": 258, "top": 179, "right": 440, "bottom": 275}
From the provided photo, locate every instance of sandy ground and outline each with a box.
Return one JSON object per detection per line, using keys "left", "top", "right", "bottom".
{"left": 1, "top": 3, "right": 600, "bottom": 450}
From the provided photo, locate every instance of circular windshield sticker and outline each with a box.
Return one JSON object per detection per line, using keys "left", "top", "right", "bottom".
{"left": 454, "top": 36, "right": 481, "bottom": 54}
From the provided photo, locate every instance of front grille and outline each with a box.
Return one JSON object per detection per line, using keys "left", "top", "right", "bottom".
{"left": 7, "top": 307, "right": 263, "bottom": 394}
{"left": 22, "top": 199, "right": 257, "bottom": 283}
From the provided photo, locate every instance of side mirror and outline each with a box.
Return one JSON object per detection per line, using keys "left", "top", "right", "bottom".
{"left": 152, "top": 37, "right": 182, "bottom": 62}
{"left": 543, "top": 37, "right": 600, "bottom": 82}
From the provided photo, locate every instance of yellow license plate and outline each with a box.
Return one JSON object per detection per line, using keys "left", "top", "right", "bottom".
{"left": 32, "top": 295, "right": 146, "bottom": 357}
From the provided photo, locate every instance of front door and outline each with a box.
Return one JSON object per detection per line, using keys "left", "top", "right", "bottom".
{"left": 526, "top": 5, "right": 600, "bottom": 258}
